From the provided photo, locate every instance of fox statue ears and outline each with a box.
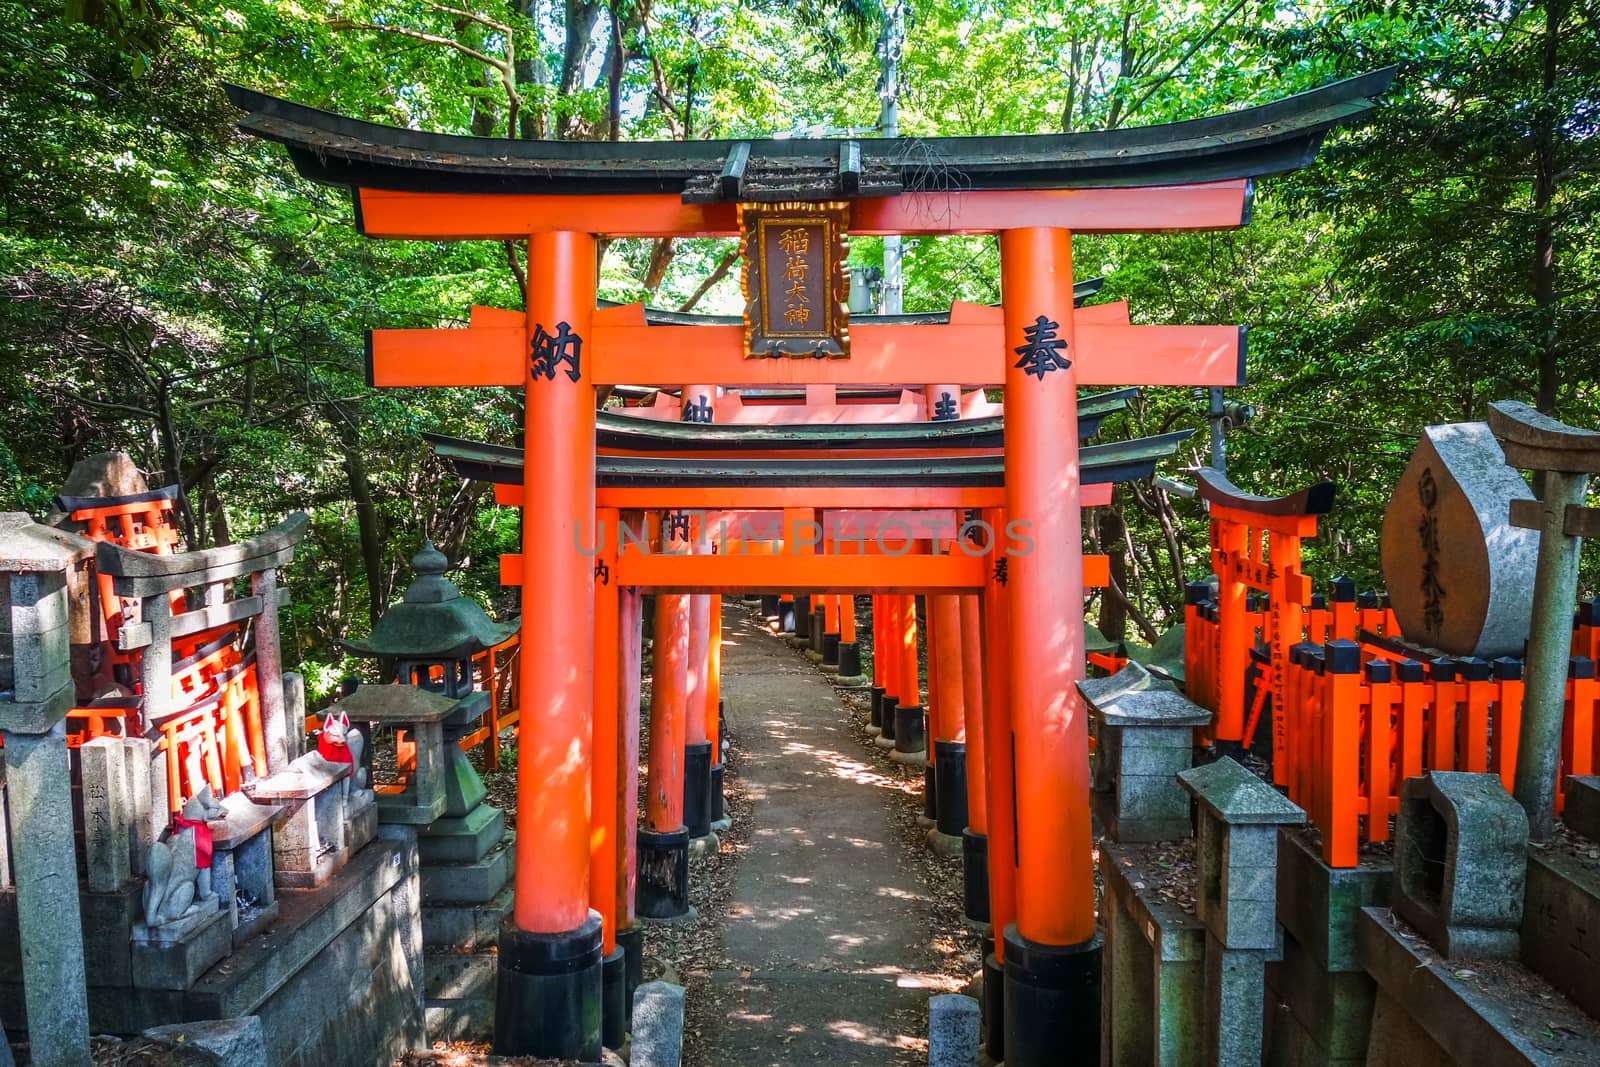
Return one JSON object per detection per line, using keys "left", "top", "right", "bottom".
{"left": 321, "top": 711, "right": 352, "bottom": 734}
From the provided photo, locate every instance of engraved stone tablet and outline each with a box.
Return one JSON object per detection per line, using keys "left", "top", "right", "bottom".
{"left": 1380, "top": 422, "right": 1537, "bottom": 656}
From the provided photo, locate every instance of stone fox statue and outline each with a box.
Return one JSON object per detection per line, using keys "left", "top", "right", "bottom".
{"left": 143, "top": 786, "right": 222, "bottom": 928}
{"left": 308, "top": 710, "right": 368, "bottom": 791}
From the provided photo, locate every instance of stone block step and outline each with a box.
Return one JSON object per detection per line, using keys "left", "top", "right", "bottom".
{"left": 422, "top": 888, "right": 513, "bottom": 951}
{"left": 420, "top": 836, "right": 512, "bottom": 906}
{"left": 423, "top": 951, "right": 496, "bottom": 1001}
{"left": 425, "top": 998, "right": 494, "bottom": 1044}
{"left": 417, "top": 804, "right": 506, "bottom": 866}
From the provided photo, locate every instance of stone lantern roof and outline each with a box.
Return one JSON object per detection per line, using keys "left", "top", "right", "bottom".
{"left": 0, "top": 513, "right": 94, "bottom": 570}
{"left": 341, "top": 541, "right": 517, "bottom": 661}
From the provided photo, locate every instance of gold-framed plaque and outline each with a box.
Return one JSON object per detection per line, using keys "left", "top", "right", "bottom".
{"left": 738, "top": 201, "right": 851, "bottom": 359}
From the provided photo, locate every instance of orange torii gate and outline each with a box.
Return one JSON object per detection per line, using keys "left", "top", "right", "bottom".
{"left": 229, "top": 68, "right": 1391, "bottom": 1065}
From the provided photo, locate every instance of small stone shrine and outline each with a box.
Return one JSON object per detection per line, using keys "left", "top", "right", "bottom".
{"left": 1391, "top": 771, "right": 1528, "bottom": 959}
{"left": 0, "top": 501, "right": 425, "bottom": 1067}
{"left": 339, "top": 541, "right": 517, "bottom": 1041}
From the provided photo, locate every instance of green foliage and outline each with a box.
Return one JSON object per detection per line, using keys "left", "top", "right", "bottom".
{"left": 1, "top": 0, "right": 1596, "bottom": 684}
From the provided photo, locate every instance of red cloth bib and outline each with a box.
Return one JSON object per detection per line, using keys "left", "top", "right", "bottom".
{"left": 171, "top": 814, "right": 214, "bottom": 869}
{"left": 317, "top": 732, "right": 353, "bottom": 764}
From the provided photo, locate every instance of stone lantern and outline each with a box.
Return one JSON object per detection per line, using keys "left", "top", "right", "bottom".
{"left": 341, "top": 541, "right": 517, "bottom": 821}
{"left": 337, "top": 540, "right": 520, "bottom": 1042}
{"left": 0, "top": 513, "right": 93, "bottom": 1066}
{"left": 347, "top": 541, "right": 516, "bottom": 700}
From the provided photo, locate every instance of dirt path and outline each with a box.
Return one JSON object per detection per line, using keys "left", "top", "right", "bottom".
{"left": 691, "top": 605, "right": 949, "bottom": 1066}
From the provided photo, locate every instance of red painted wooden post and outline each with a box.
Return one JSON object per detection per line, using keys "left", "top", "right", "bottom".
{"left": 1430, "top": 662, "right": 1459, "bottom": 772}
{"left": 979, "top": 507, "right": 1016, "bottom": 1059}
{"left": 1563, "top": 660, "right": 1598, "bottom": 813}
{"left": 898, "top": 594, "right": 921, "bottom": 716}
{"left": 1492, "top": 659, "right": 1523, "bottom": 795}
{"left": 1396, "top": 661, "right": 1428, "bottom": 784}
{"left": 1364, "top": 659, "right": 1395, "bottom": 843}
{"left": 1461, "top": 660, "right": 1493, "bottom": 774}
{"left": 707, "top": 595, "right": 722, "bottom": 757}
{"left": 648, "top": 583, "right": 689, "bottom": 830}
{"left": 1324, "top": 641, "right": 1361, "bottom": 867}
{"left": 635, "top": 508, "right": 694, "bottom": 922}
{"left": 1212, "top": 520, "right": 1250, "bottom": 742}
{"left": 929, "top": 571, "right": 967, "bottom": 836}
{"left": 960, "top": 593, "right": 988, "bottom": 835}
{"left": 498, "top": 230, "right": 602, "bottom": 1058}
{"left": 591, "top": 509, "right": 621, "bottom": 954}
{"left": 999, "top": 226, "right": 1099, "bottom": 1055}
{"left": 622, "top": 585, "right": 643, "bottom": 918}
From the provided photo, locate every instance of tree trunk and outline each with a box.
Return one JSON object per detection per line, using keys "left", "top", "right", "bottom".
{"left": 1532, "top": 0, "right": 1566, "bottom": 414}
{"left": 513, "top": 0, "right": 549, "bottom": 138}
{"left": 1097, "top": 501, "right": 1128, "bottom": 641}
{"left": 606, "top": 1, "right": 624, "bottom": 141}
{"left": 643, "top": 238, "right": 676, "bottom": 291}
{"left": 339, "top": 431, "right": 385, "bottom": 632}
{"left": 153, "top": 381, "right": 199, "bottom": 546}
{"left": 557, "top": 0, "right": 604, "bottom": 138}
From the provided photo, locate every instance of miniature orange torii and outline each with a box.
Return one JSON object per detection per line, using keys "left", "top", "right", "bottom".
{"left": 230, "top": 67, "right": 1393, "bottom": 1064}
{"left": 1191, "top": 469, "right": 1335, "bottom": 765}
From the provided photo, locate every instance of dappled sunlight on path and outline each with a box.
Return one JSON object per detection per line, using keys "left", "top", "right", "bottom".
{"left": 696, "top": 605, "right": 942, "bottom": 1066}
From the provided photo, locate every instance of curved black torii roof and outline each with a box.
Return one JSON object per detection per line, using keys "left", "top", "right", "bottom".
{"left": 1196, "top": 467, "right": 1336, "bottom": 516}
{"left": 223, "top": 69, "right": 1394, "bottom": 201}
{"left": 591, "top": 389, "right": 1136, "bottom": 449}
{"left": 424, "top": 418, "right": 1193, "bottom": 489}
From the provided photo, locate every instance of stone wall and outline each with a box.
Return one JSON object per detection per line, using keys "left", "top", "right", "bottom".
{"left": 0, "top": 830, "right": 424, "bottom": 1067}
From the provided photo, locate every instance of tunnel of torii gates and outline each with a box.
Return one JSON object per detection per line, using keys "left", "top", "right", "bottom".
{"left": 229, "top": 66, "right": 1391, "bottom": 1064}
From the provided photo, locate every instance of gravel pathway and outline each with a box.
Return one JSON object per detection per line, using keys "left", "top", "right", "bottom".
{"left": 692, "top": 605, "right": 944, "bottom": 1066}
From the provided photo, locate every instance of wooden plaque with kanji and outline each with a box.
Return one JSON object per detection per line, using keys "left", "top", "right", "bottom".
{"left": 739, "top": 201, "right": 850, "bottom": 360}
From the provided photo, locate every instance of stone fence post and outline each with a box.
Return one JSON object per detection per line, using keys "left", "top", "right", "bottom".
{"left": 1178, "top": 756, "right": 1305, "bottom": 1067}
{"left": 0, "top": 514, "right": 95, "bottom": 1067}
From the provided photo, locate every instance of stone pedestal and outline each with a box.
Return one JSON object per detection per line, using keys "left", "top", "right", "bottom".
{"left": 324, "top": 685, "right": 512, "bottom": 1041}
{"left": 1522, "top": 850, "right": 1600, "bottom": 1020}
{"left": 1566, "top": 775, "right": 1600, "bottom": 841}
{"left": 246, "top": 759, "right": 375, "bottom": 890}
{"left": 1178, "top": 757, "right": 1305, "bottom": 1067}
{"left": 411, "top": 778, "right": 511, "bottom": 1040}
{"left": 208, "top": 793, "right": 280, "bottom": 944}
{"left": 1266, "top": 827, "right": 1390, "bottom": 1066}
{"left": 1081, "top": 664, "right": 1209, "bottom": 843}
{"left": 132, "top": 905, "right": 232, "bottom": 991}
{"left": 1357, "top": 905, "right": 1600, "bottom": 1065}
{"left": 1100, "top": 843, "right": 1205, "bottom": 1067}
{"left": 0, "top": 725, "right": 92, "bottom": 1067}
{"left": 0, "top": 516, "right": 95, "bottom": 1067}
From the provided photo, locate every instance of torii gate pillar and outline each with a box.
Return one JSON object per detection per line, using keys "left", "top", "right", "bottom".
{"left": 1000, "top": 227, "right": 1100, "bottom": 1061}
{"left": 494, "top": 231, "right": 604, "bottom": 1059}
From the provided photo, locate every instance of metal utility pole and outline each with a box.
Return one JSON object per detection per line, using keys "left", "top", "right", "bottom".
{"left": 877, "top": 1, "right": 906, "bottom": 314}
{"left": 1208, "top": 387, "right": 1226, "bottom": 472}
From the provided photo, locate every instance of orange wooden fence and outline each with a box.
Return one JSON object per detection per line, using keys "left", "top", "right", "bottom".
{"left": 1186, "top": 572, "right": 1600, "bottom": 867}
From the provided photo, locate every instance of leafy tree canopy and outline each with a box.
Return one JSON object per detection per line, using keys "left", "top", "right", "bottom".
{"left": 2, "top": 0, "right": 1595, "bottom": 687}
